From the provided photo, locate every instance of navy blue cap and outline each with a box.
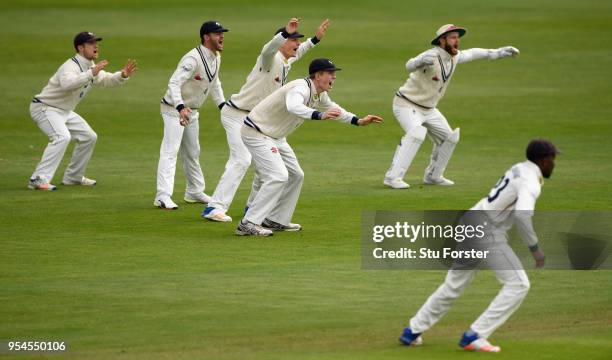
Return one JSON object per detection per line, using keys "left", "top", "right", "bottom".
{"left": 74, "top": 31, "right": 102, "bottom": 49}
{"left": 200, "top": 21, "right": 229, "bottom": 37}
{"left": 308, "top": 58, "right": 342, "bottom": 75}
{"left": 275, "top": 27, "right": 304, "bottom": 39}
{"left": 526, "top": 139, "right": 559, "bottom": 162}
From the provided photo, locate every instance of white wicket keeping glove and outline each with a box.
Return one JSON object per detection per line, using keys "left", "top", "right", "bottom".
{"left": 494, "top": 46, "right": 520, "bottom": 59}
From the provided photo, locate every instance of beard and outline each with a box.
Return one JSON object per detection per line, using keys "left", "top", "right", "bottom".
{"left": 444, "top": 42, "right": 459, "bottom": 55}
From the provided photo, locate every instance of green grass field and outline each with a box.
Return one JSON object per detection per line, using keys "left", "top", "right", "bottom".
{"left": 1, "top": 0, "right": 611, "bottom": 359}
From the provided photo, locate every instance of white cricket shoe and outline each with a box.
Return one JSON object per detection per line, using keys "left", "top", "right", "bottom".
{"left": 423, "top": 175, "right": 455, "bottom": 186}
{"left": 262, "top": 218, "right": 302, "bottom": 232}
{"left": 28, "top": 176, "right": 57, "bottom": 191}
{"left": 202, "top": 207, "right": 232, "bottom": 222}
{"left": 62, "top": 176, "right": 97, "bottom": 186}
{"left": 383, "top": 178, "right": 410, "bottom": 189}
{"left": 154, "top": 197, "right": 178, "bottom": 210}
{"left": 184, "top": 192, "right": 212, "bottom": 204}
{"left": 235, "top": 219, "right": 273, "bottom": 236}
{"left": 462, "top": 338, "right": 501, "bottom": 353}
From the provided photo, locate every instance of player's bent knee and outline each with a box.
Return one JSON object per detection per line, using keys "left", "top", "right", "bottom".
{"left": 506, "top": 277, "right": 530, "bottom": 296}
{"left": 235, "top": 156, "right": 251, "bottom": 170}
{"left": 53, "top": 133, "right": 71, "bottom": 145}
{"left": 86, "top": 131, "right": 98, "bottom": 143}
{"left": 407, "top": 125, "right": 427, "bottom": 141}
{"left": 275, "top": 170, "right": 290, "bottom": 184}
{"left": 290, "top": 167, "right": 305, "bottom": 182}
{"left": 446, "top": 128, "right": 460, "bottom": 143}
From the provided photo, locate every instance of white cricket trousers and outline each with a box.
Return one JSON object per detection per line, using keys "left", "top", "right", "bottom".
{"left": 207, "top": 106, "right": 251, "bottom": 212}
{"left": 409, "top": 240, "right": 530, "bottom": 339}
{"left": 155, "top": 104, "right": 205, "bottom": 200}
{"left": 385, "top": 96, "right": 454, "bottom": 180}
{"left": 240, "top": 125, "right": 304, "bottom": 226}
{"left": 29, "top": 102, "right": 98, "bottom": 183}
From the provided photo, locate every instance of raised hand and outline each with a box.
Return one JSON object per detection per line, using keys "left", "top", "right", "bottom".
{"left": 315, "top": 19, "right": 330, "bottom": 41}
{"left": 91, "top": 60, "right": 109, "bottom": 76}
{"left": 121, "top": 59, "right": 138, "bottom": 78}
{"left": 286, "top": 17, "right": 300, "bottom": 34}
{"left": 357, "top": 115, "right": 383, "bottom": 126}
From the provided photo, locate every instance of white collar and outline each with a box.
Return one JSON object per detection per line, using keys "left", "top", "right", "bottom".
{"left": 524, "top": 160, "right": 544, "bottom": 183}
{"left": 74, "top": 53, "right": 93, "bottom": 67}
{"left": 434, "top": 46, "right": 455, "bottom": 60}
{"left": 199, "top": 45, "right": 217, "bottom": 60}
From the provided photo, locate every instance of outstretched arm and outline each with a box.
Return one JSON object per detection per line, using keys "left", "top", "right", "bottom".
{"left": 285, "top": 85, "right": 320, "bottom": 120}
{"left": 261, "top": 17, "right": 300, "bottom": 71}
{"left": 58, "top": 60, "right": 108, "bottom": 90}
{"left": 317, "top": 92, "right": 383, "bottom": 126}
{"left": 290, "top": 19, "right": 330, "bottom": 64}
{"left": 94, "top": 59, "right": 137, "bottom": 87}
{"left": 406, "top": 49, "right": 438, "bottom": 73}
{"left": 284, "top": 82, "right": 348, "bottom": 121}
{"left": 457, "top": 46, "right": 520, "bottom": 64}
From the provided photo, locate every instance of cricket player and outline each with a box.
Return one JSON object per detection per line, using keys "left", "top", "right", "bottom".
{"left": 154, "top": 21, "right": 228, "bottom": 210}
{"left": 203, "top": 18, "right": 330, "bottom": 222}
{"left": 28, "top": 32, "right": 137, "bottom": 190}
{"left": 398, "top": 139, "right": 558, "bottom": 352}
{"left": 235, "top": 58, "right": 383, "bottom": 236}
{"left": 384, "top": 24, "right": 520, "bottom": 189}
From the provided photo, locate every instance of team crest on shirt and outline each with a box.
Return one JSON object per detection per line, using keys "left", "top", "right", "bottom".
{"left": 194, "top": 74, "right": 202, "bottom": 81}
{"left": 271, "top": 147, "right": 278, "bottom": 153}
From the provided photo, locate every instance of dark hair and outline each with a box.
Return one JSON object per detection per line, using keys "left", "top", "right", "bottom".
{"left": 526, "top": 139, "right": 558, "bottom": 162}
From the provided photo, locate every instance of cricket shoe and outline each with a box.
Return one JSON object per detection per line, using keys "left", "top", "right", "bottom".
{"left": 262, "top": 218, "right": 302, "bottom": 232}
{"left": 202, "top": 206, "right": 232, "bottom": 222}
{"left": 62, "top": 176, "right": 97, "bottom": 186}
{"left": 154, "top": 197, "right": 178, "bottom": 210}
{"left": 383, "top": 178, "right": 410, "bottom": 189}
{"left": 28, "top": 176, "right": 57, "bottom": 191}
{"left": 423, "top": 175, "right": 454, "bottom": 186}
{"left": 184, "top": 192, "right": 212, "bottom": 204}
{"left": 399, "top": 327, "right": 423, "bottom": 346}
{"left": 235, "top": 219, "right": 273, "bottom": 237}
{"left": 460, "top": 331, "right": 501, "bottom": 353}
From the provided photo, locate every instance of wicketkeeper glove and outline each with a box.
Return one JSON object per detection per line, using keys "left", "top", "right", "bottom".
{"left": 492, "top": 46, "right": 520, "bottom": 59}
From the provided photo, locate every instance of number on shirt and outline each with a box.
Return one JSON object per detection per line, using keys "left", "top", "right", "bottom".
{"left": 487, "top": 176, "right": 509, "bottom": 203}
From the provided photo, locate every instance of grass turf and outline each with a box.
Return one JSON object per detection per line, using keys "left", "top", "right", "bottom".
{"left": 1, "top": 0, "right": 611, "bottom": 359}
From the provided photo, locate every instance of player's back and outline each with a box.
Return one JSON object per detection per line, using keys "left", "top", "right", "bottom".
{"left": 471, "top": 161, "right": 543, "bottom": 227}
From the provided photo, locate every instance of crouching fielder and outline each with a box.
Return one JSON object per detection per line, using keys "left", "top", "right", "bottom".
{"left": 28, "top": 31, "right": 137, "bottom": 190}
{"left": 398, "top": 139, "right": 558, "bottom": 352}
{"left": 384, "top": 24, "right": 519, "bottom": 189}
{"left": 203, "top": 18, "right": 329, "bottom": 222}
{"left": 236, "top": 58, "right": 382, "bottom": 236}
